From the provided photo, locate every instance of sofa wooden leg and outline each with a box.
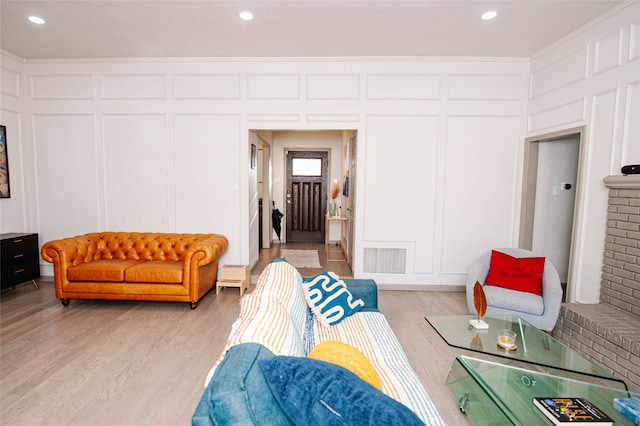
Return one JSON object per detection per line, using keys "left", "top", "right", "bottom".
{"left": 190, "top": 301, "right": 198, "bottom": 309}
{"left": 60, "top": 298, "right": 70, "bottom": 306}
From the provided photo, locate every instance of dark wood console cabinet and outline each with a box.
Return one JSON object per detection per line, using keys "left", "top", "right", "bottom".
{"left": 1, "top": 233, "right": 40, "bottom": 291}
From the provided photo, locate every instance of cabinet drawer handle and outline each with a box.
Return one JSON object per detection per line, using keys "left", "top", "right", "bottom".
{"left": 14, "top": 254, "right": 24, "bottom": 258}
{"left": 12, "top": 239, "right": 24, "bottom": 243}
{"left": 15, "top": 269, "right": 25, "bottom": 274}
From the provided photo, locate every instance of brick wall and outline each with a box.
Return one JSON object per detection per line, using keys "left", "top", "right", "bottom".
{"left": 553, "top": 175, "right": 640, "bottom": 393}
{"left": 601, "top": 177, "right": 640, "bottom": 315}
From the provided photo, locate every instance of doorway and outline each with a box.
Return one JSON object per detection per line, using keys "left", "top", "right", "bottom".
{"left": 521, "top": 129, "right": 582, "bottom": 300}
{"left": 285, "top": 150, "right": 328, "bottom": 243}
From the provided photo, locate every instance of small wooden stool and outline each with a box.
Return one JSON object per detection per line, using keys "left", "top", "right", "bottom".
{"left": 216, "top": 264, "right": 249, "bottom": 296}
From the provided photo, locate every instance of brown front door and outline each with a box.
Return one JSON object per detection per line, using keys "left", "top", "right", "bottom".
{"left": 285, "top": 151, "right": 328, "bottom": 243}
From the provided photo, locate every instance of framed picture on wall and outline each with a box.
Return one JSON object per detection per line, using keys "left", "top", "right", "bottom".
{"left": 0, "top": 125, "right": 9, "bottom": 198}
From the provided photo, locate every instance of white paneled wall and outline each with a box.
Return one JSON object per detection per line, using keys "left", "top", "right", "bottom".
{"left": 364, "top": 115, "right": 438, "bottom": 276}
{"left": 440, "top": 116, "right": 522, "bottom": 273}
{"left": 33, "top": 114, "right": 101, "bottom": 234}
{"left": 4, "top": 2, "right": 636, "bottom": 294}
{"left": 529, "top": 2, "right": 640, "bottom": 302}
{"left": 2, "top": 55, "right": 532, "bottom": 285}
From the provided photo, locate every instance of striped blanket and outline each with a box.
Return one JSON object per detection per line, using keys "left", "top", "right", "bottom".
{"left": 205, "top": 261, "right": 445, "bottom": 425}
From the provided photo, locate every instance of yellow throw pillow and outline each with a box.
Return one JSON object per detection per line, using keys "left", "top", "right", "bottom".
{"left": 308, "top": 341, "right": 382, "bottom": 390}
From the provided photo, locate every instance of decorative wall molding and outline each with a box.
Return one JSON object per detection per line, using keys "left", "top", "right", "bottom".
{"left": 530, "top": 47, "right": 587, "bottom": 99}
{"left": 247, "top": 74, "right": 300, "bottom": 99}
{"left": 172, "top": 73, "right": 241, "bottom": 99}
{"left": 0, "top": 66, "right": 21, "bottom": 98}
{"left": 306, "top": 74, "right": 359, "bottom": 100}
{"left": 366, "top": 74, "right": 440, "bottom": 100}
{"left": 31, "top": 74, "right": 94, "bottom": 100}
{"left": 528, "top": 98, "right": 586, "bottom": 132}
{"left": 101, "top": 74, "right": 166, "bottom": 100}
{"left": 593, "top": 28, "right": 622, "bottom": 75}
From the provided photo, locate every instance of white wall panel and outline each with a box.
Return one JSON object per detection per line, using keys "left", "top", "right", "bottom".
{"left": 594, "top": 29, "right": 622, "bottom": 75}
{"left": 624, "top": 82, "right": 640, "bottom": 163}
{"left": 1, "top": 66, "right": 20, "bottom": 98}
{"left": 101, "top": 74, "right": 166, "bottom": 99}
{"left": 173, "top": 74, "right": 240, "bottom": 99}
{"left": 306, "top": 114, "right": 359, "bottom": 122}
{"left": 34, "top": 114, "right": 100, "bottom": 242}
{"left": 629, "top": 20, "right": 640, "bottom": 61}
{"left": 364, "top": 115, "right": 438, "bottom": 273}
{"left": 173, "top": 114, "right": 241, "bottom": 264}
{"left": 30, "top": 74, "right": 94, "bottom": 100}
{"left": 448, "top": 74, "right": 524, "bottom": 101}
{"left": 247, "top": 114, "right": 300, "bottom": 123}
{"left": 306, "top": 74, "right": 359, "bottom": 100}
{"left": 247, "top": 74, "right": 299, "bottom": 99}
{"left": 530, "top": 48, "right": 587, "bottom": 98}
{"left": 366, "top": 74, "right": 440, "bottom": 100}
{"left": 575, "top": 89, "right": 618, "bottom": 302}
{"left": 528, "top": 99, "right": 585, "bottom": 132}
{"left": 102, "top": 114, "right": 169, "bottom": 231}
{"left": 440, "top": 115, "right": 520, "bottom": 273}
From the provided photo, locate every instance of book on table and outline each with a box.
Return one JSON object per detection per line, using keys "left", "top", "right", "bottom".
{"left": 533, "top": 397, "right": 613, "bottom": 425}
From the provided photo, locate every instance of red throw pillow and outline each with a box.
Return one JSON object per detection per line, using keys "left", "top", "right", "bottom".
{"left": 485, "top": 250, "right": 545, "bottom": 296}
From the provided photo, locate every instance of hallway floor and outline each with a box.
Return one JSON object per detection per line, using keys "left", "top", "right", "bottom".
{"left": 251, "top": 242, "right": 353, "bottom": 281}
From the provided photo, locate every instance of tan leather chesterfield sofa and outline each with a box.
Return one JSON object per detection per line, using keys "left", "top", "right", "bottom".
{"left": 41, "top": 232, "right": 228, "bottom": 309}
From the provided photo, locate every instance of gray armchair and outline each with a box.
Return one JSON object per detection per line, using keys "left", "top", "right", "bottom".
{"left": 466, "top": 248, "right": 563, "bottom": 332}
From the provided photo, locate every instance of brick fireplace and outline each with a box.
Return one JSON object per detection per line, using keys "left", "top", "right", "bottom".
{"left": 601, "top": 175, "right": 640, "bottom": 316}
{"left": 553, "top": 174, "right": 640, "bottom": 392}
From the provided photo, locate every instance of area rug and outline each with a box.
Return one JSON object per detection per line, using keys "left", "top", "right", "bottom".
{"left": 280, "top": 249, "right": 322, "bottom": 268}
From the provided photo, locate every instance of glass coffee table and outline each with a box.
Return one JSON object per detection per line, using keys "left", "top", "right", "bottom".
{"left": 425, "top": 315, "right": 628, "bottom": 390}
{"left": 446, "top": 355, "right": 639, "bottom": 426}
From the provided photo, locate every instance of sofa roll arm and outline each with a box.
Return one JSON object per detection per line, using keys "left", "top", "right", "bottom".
{"left": 41, "top": 234, "right": 96, "bottom": 267}
{"left": 343, "top": 279, "right": 379, "bottom": 312}
{"left": 184, "top": 234, "right": 229, "bottom": 267}
{"left": 541, "top": 259, "right": 563, "bottom": 317}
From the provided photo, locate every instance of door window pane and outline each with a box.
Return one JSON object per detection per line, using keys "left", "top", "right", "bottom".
{"left": 292, "top": 158, "right": 321, "bottom": 176}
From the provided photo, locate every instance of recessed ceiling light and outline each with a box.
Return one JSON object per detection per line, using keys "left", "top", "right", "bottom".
{"left": 481, "top": 10, "right": 497, "bottom": 20}
{"left": 28, "top": 16, "right": 46, "bottom": 24}
{"left": 239, "top": 10, "right": 254, "bottom": 21}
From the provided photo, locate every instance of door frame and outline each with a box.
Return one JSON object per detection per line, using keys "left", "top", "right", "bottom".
{"left": 345, "top": 133, "right": 357, "bottom": 267}
{"left": 520, "top": 126, "right": 586, "bottom": 303}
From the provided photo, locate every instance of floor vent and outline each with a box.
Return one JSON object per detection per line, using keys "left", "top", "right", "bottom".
{"left": 363, "top": 248, "right": 407, "bottom": 274}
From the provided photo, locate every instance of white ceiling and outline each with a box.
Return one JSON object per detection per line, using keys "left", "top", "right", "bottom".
{"left": 0, "top": 0, "right": 628, "bottom": 60}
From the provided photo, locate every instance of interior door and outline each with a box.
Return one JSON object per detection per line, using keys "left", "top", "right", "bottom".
{"left": 286, "top": 151, "right": 328, "bottom": 243}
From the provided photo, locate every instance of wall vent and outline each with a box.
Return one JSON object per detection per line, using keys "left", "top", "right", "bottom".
{"left": 363, "top": 248, "right": 407, "bottom": 274}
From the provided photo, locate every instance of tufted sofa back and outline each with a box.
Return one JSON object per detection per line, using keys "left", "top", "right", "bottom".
{"left": 71, "top": 232, "right": 221, "bottom": 264}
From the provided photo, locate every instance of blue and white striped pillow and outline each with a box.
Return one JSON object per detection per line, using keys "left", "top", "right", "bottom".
{"left": 302, "top": 272, "right": 364, "bottom": 326}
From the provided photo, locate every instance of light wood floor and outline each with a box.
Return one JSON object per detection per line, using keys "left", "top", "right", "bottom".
{"left": 251, "top": 242, "right": 354, "bottom": 279}
{"left": 1, "top": 245, "right": 473, "bottom": 426}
